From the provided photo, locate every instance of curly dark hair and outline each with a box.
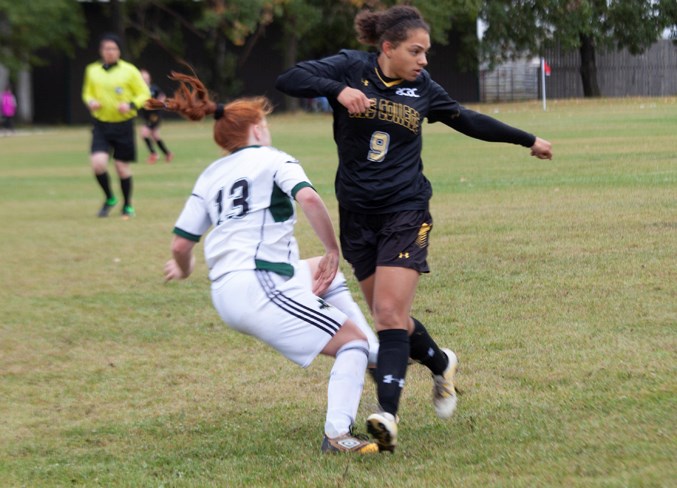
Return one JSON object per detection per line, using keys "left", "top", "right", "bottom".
{"left": 354, "top": 5, "right": 429, "bottom": 48}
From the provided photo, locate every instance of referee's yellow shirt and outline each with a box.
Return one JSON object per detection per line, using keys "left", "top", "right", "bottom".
{"left": 82, "top": 59, "right": 151, "bottom": 122}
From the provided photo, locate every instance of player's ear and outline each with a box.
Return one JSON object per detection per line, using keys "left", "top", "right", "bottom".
{"left": 251, "top": 123, "right": 262, "bottom": 143}
{"left": 382, "top": 41, "right": 395, "bottom": 58}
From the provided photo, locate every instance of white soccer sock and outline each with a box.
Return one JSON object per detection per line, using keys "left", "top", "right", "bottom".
{"left": 323, "top": 272, "right": 380, "bottom": 367}
{"left": 324, "top": 339, "right": 369, "bottom": 438}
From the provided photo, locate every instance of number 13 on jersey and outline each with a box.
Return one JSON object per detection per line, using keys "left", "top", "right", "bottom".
{"left": 215, "top": 179, "right": 249, "bottom": 225}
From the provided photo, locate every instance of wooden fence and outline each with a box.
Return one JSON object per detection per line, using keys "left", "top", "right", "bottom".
{"left": 480, "top": 40, "right": 677, "bottom": 101}
{"left": 480, "top": 58, "right": 540, "bottom": 102}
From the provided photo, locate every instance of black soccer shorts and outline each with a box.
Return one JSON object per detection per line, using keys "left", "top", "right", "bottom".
{"left": 91, "top": 119, "right": 136, "bottom": 162}
{"left": 339, "top": 207, "right": 433, "bottom": 282}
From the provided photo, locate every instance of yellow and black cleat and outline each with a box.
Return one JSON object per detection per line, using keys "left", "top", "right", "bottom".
{"left": 321, "top": 433, "right": 380, "bottom": 454}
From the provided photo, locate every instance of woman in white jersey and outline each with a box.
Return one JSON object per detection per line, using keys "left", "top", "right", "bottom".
{"left": 151, "top": 73, "right": 380, "bottom": 454}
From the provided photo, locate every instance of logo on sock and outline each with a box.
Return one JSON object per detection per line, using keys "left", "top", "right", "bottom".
{"left": 382, "top": 374, "right": 405, "bottom": 388}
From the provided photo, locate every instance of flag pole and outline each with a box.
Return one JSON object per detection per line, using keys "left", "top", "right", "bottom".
{"left": 541, "top": 57, "right": 547, "bottom": 111}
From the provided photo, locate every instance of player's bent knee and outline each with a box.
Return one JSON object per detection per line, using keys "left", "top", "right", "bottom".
{"left": 323, "top": 320, "right": 367, "bottom": 356}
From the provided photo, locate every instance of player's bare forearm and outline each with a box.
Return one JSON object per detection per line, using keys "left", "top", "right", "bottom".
{"left": 296, "top": 187, "right": 339, "bottom": 294}
{"left": 165, "top": 236, "right": 196, "bottom": 281}
{"left": 297, "top": 190, "right": 339, "bottom": 255}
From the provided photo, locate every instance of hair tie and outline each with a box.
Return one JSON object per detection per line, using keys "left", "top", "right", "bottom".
{"left": 214, "top": 103, "right": 225, "bottom": 120}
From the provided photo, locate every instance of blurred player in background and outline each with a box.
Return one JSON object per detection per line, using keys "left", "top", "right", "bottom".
{"left": 82, "top": 33, "right": 150, "bottom": 219}
{"left": 153, "top": 72, "right": 380, "bottom": 454}
{"left": 1, "top": 83, "right": 17, "bottom": 134}
{"left": 277, "top": 5, "right": 553, "bottom": 452}
{"left": 138, "top": 69, "right": 173, "bottom": 164}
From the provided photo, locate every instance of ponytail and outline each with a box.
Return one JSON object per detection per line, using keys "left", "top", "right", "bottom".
{"left": 146, "top": 72, "right": 272, "bottom": 153}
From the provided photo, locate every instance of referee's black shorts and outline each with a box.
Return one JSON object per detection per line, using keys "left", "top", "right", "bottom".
{"left": 339, "top": 207, "right": 433, "bottom": 282}
{"left": 91, "top": 119, "right": 136, "bottom": 162}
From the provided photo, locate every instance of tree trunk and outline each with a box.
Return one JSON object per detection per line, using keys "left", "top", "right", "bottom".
{"left": 110, "top": 0, "right": 124, "bottom": 43}
{"left": 214, "top": 29, "right": 228, "bottom": 97}
{"left": 16, "top": 65, "right": 32, "bottom": 123}
{"left": 579, "top": 33, "right": 601, "bottom": 97}
{"left": 282, "top": 25, "right": 299, "bottom": 112}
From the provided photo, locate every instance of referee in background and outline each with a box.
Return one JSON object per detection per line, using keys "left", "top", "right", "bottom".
{"left": 82, "top": 33, "right": 150, "bottom": 219}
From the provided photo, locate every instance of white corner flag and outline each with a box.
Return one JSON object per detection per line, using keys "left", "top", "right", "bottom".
{"left": 541, "top": 58, "right": 551, "bottom": 111}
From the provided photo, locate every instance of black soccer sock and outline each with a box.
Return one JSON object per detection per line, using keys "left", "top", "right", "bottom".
{"left": 143, "top": 137, "right": 155, "bottom": 153}
{"left": 95, "top": 172, "right": 114, "bottom": 200}
{"left": 409, "top": 317, "right": 449, "bottom": 376}
{"left": 156, "top": 139, "right": 169, "bottom": 155}
{"left": 120, "top": 176, "right": 133, "bottom": 208}
{"left": 375, "top": 329, "right": 410, "bottom": 416}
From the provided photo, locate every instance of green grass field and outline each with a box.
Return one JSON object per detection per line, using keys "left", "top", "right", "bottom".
{"left": 1, "top": 98, "right": 675, "bottom": 487}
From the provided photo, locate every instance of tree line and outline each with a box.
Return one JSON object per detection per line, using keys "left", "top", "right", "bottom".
{"left": 0, "top": 0, "right": 675, "bottom": 99}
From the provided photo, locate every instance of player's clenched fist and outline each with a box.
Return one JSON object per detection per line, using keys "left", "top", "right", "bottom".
{"left": 337, "top": 87, "right": 372, "bottom": 114}
{"left": 530, "top": 137, "right": 553, "bottom": 160}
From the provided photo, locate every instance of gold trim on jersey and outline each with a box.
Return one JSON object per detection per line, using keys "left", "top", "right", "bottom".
{"left": 375, "top": 67, "right": 404, "bottom": 88}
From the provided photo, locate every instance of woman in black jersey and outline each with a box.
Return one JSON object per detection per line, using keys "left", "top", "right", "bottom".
{"left": 139, "top": 69, "right": 173, "bottom": 164}
{"left": 276, "top": 5, "right": 552, "bottom": 452}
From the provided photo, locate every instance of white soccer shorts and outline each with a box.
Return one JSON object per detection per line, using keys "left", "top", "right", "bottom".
{"left": 211, "top": 269, "right": 348, "bottom": 368}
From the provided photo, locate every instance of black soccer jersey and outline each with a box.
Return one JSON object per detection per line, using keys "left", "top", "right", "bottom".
{"left": 276, "top": 50, "right": 536, "bottom": 214}
{"left": 139, "top": 83, "right": 163, "bottom": 123}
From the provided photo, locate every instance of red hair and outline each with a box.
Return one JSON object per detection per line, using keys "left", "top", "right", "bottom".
{"left": 146, "top": 72, "right": 272, "bottom": 153}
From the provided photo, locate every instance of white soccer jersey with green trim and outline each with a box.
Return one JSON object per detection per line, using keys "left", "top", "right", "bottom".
{"left": 173, "top": 145, "right": 313, "bottom": 281}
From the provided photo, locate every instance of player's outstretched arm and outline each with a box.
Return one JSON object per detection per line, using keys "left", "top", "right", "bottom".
{"left": 441, "top": 108, "right": 553, "bottom": 160}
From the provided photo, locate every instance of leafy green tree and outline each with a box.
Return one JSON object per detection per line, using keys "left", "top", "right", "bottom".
{"left": 0, "top": 0, "right": 87, "bottom": 79}
{"left": 123, "top": 0, "right": 280, "bottom": 96}
{"left": 660, "top": 0, "right": 677, "bottom": 41}
{"left": 480, "top": 0, "right": 672, "bottom": 97}
{"left": 286, "top": 0, "right": 481, "bottom": 62}
{"left": 265, "top": 0, "right": 336, "bottom": 110}
{"left": 119, "top": 0, "right": 482, "bottom": 102}
{"left": 274, "top": 0, "right": 481, "bottom": 109}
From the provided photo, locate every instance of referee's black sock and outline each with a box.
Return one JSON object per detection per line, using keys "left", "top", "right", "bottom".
{"left": 409, "top": 317, "right": 449, "bottom": 376}
{"left": 375, "top": 329, "right": 410, "bottom": 416}
{"left": 95, "top": 172, "right": 114, "bottom": 200}
{"left": 143, "top": 137, "right": 155, "bottom": 153}
{"left": 157, "top": 139, "right": 170, "bottom": 155}
{"left": 120, "top": 176, "right": 133, "bottom": 208}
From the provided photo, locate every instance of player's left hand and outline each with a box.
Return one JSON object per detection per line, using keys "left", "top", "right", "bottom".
{"left": 530, "top": 137, "right": 553, "bottom": 160}
{"left": 312, "top": 252, "right": 339, "bottom": 296}
{"left": 118, "top": 102, "right": 132, "bottom": 114}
